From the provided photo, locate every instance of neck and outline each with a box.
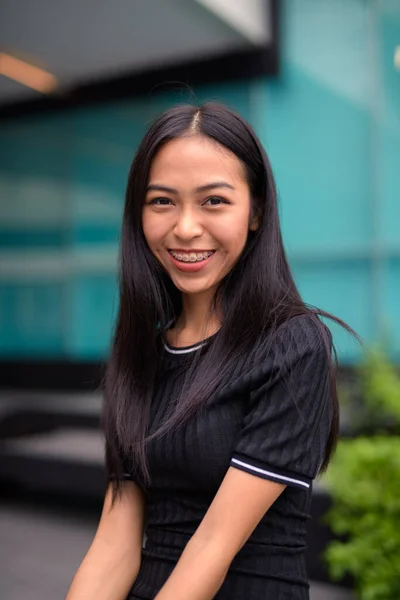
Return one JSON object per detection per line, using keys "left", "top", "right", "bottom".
{"left": 175, "top": 290, "right": 221, "bottom": 340}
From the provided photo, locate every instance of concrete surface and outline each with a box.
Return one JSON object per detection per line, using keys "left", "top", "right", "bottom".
{"left": 0, "top": 500, "right": 354, "bottom": 600}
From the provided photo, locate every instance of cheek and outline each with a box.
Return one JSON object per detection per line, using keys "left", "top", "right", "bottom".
{"left": 142, "top": 215, "right": 164, "bottom": 249}
{"left": 214, "top": 215, "right": 250, "bottom": 255}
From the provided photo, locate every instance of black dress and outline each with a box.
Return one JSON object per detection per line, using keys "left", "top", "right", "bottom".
{"left": 109, "top": 314, "right": 333, "bottom": 600}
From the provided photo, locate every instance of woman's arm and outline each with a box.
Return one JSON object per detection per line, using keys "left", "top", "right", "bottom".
{"left": 154, "top": 466, "right": 285, "bottom": 600}
{"left": 66, "top": 480, "right": 146, "bottom": 600}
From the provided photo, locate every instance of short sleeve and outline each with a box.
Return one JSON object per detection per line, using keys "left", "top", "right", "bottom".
{"left": 230, "top": 316, "right": 333, "bottom": 491}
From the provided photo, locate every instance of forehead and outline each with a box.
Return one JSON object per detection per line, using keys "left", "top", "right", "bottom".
{"left": 148, "top": 135, "right": 246, "bottom": 184}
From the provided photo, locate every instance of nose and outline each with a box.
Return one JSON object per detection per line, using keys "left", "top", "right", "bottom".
{"left": 173, "top": 208, "right": 203, "bottom": 240}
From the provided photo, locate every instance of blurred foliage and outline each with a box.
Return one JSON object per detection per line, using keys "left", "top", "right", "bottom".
{"left": 358, "top": 348, "right": 400, "bottom": 426}
{"left": 337, "top": 347, "right": 400, "bottom": 435}
{"left": 324, "top": 346, "right": 400, "bottom": 600}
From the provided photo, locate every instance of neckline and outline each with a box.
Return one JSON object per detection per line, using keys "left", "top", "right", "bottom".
{"left": 164, "top": 339, "right": 209, "bottom": 354}
{"left": 163, "top": 330, "right": 219, "bottom": 355}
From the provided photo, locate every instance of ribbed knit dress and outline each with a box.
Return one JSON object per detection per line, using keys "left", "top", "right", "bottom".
{"left": 109, "top": 314, "right": 333, "bottom": 600}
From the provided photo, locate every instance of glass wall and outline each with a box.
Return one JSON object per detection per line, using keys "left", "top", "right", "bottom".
{"left": 0, "top": 0, "right": 398, "bottom": 363}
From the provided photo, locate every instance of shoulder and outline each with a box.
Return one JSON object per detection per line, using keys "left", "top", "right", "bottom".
{"left": 250, "top": 314, "right": 333, "bottom": 380}
{"left": 274, "top": 313, "right": 332, "bottom": 351}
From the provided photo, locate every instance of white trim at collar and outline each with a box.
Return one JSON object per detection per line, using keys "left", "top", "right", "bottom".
{"left": 164, "top": 342, "right": 206, "bottom": 354}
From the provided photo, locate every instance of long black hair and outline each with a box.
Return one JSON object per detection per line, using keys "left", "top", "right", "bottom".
{"left": 102, "top": 102, "right": 362, "bottom": 495}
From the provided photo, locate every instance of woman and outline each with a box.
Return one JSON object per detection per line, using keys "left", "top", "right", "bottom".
{"left": 66, "top": 102, "right": 359, "bottom": 600}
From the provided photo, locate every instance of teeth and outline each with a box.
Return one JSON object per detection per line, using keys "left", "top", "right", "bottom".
{"left": 170, "top": 250, "right": 214, "bottom": 263}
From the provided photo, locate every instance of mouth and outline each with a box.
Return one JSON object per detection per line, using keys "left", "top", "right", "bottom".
{"left": 168, "top": 249, "right": 216, "bottom": 263}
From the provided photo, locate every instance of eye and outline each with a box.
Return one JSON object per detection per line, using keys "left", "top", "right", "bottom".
{"left": 203, "top": 196, "right": 230, "bottom": 206}
{"left": 148, "top": 197, "right": 172, "bottom": 206}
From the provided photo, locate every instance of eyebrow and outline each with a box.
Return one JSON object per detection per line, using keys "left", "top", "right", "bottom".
{"left": 146, "top": 181, "right": 235, "bottom": 194}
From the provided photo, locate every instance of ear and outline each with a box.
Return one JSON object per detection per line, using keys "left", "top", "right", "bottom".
{"left": 249, "top": 200, "right": 261, "bottom": 231}
{"left": 249, "top": 215, "right": 260, "bottom": 231}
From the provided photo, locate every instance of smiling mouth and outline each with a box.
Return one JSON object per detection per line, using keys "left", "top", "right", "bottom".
{"left": 168, "top": 250, "right": 215, "bottom": 263}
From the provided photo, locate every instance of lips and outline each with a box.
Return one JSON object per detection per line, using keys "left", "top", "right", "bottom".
{"left": 168, "top": 249, "right": 215, "bottom": 252}
{"left": 168, "top": 249, "right": 215, "bottom": 263}
{"left": 166, "top": 249, "right": 216, "bottom": 272}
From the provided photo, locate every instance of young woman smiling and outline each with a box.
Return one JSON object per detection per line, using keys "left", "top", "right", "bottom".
{"left": 66, "top": 103, "right": 359, "bottom": 600}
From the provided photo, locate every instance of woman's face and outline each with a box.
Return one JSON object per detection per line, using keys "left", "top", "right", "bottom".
{"left": 142, "top": 134, "right": 258, "bottom": 298}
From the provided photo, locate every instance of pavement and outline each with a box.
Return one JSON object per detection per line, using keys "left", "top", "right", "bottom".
{"left": 0, "top": 390, "right": 355, "bottom": 599}
{"left": 0, "top": 498, "right": 354, "bottom": 600}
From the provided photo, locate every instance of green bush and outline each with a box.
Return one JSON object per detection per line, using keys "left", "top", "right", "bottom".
{"left": 323, "top": 348, "right": 400, "bottom": 600}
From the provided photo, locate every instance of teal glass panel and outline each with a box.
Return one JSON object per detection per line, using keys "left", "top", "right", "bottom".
{"left": 291, "top": 259, "right": 373, "bottom": 363}
{"left": 0, "top": 283, "right": 64, "bottom": 357}
{"left": 383, "top": 259, "right": 400, "bottom": 357}
{"left": 65, "top": 275, "right": 118, "bottom": 359}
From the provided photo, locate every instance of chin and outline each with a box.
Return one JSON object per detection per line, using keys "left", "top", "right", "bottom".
{"left": 172, "top": 278, "right": 217, "bottom": 296}
{"left": 174, "top": 284, "right": 212, "bottom": 295}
